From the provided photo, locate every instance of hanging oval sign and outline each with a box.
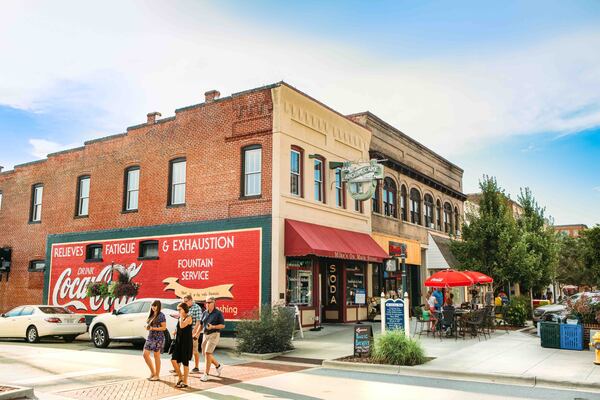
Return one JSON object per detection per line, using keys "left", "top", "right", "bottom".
{"left": 342, "top": 160, "right": 384, "bottom": 200}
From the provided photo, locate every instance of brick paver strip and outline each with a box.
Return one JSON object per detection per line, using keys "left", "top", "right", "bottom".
{"left": 59, "top": 362, "right": 308, "bottom": 400}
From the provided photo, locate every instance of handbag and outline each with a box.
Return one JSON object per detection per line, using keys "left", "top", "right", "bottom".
{"left": 168, "top": 337, "right": 176, "bottom": 355}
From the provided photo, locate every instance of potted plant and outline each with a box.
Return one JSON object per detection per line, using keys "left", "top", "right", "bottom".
{"left": 86, "top": 266, "right": 139, "bottom": 300}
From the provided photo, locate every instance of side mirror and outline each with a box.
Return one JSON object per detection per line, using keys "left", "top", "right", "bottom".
{"left": 112, "top": 309, "right": 118, "bottom": 315}
{"left": 1, "top": 313, "right": 5, "bottom": 318}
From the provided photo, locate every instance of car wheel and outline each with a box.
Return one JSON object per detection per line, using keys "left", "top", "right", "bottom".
{"left": 64, "top": 335, "right": 77, "bottom": 343}
{"left": 163, "top": 331, "right": 172, "bottom": 353}
{"left": 92, "top": 325, "right": 110, "bottom": 348}
{"left": 132, "top": 341, "right": 144, "bottom": 349}
{"left": 26, "top": 325, "right": 40, "bottom": 343}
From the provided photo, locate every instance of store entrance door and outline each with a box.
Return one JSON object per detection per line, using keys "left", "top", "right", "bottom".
{"left": 321, "top": 261, "right": 342, "bottom": 322}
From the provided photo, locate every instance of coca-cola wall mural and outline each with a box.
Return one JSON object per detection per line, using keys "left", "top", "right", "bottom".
{"left": 47, "top": 228, "right": 263, "bottom": 321}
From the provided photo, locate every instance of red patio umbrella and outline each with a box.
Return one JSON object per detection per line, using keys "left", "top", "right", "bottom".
{"left": 462, "top": 270, "right": 493, "bottom": 284}
{"left": 424, "top": 269, "right": 474, "bottom": 288}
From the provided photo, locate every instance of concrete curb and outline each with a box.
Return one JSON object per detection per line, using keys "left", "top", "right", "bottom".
{"left": 322, "top": 360, "right": 600, "bottom": 392}
{"left": 0, "top": 385, "right": 34, "bottom": 400}
{"left": 238, "top": 350, "right": 294, "bottom": 360}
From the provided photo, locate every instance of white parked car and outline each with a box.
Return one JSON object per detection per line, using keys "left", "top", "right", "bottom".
{"left": 89, "top": 298, "right": 180, "bottom": 350}
{"left": 0, "top": 305, "right": 87, "bottom": 343}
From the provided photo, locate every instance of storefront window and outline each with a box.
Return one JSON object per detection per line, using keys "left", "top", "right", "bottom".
{"left": 286, "top": 259, "right": 313, "bottom": 306}
{"left": 346, "top": 264, "right": 366, "bottom": 305}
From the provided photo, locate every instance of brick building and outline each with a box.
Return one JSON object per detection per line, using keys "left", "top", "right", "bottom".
{"left": 0, "top": 85, "right": 275, "bottom": 316}
{"left": 553, "top": 224, "right": 588, "bottom": 238}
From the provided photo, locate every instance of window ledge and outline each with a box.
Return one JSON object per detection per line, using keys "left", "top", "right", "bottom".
{"left": 74, "top": 215, "right": 89, "bottom": 219}
{"left": 28, "top": 220, "right": 41, "bottom": 225}
{"left": 138, "top": 256, "right": 159, "bottom": 261}
{"left": 84, "top": 258, "right": 104, "bottom": 263}
{"left": 167, "top": 203, "right": 186, "bottom": 208}
{"left": 122, "top": 209, "right": 138, "bottom": 214}
{"left": 240, "top": 195, "right": 262, "bottom": 200}
{"left": 28, "top": 269, "right": 45, "bottom": 273}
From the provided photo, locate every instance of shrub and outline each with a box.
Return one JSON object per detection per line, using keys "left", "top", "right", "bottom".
{"left": 236, "top": 305, "right": 295, "bottom": 354}
{"left": 567, "top": 294, "right": 600, "bottom": 324}
{"left": 372, "top": 330, "right": 426, "bottom": 366}
{"left": 505, "top": 296, "right": 530, "bottom": 327}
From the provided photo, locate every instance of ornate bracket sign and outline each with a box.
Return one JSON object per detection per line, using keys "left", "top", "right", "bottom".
{"left": 341, "top": 160, "right": 384, "bottom": 200}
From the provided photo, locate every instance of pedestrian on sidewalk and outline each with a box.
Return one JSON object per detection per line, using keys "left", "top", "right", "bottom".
{"left": 183, "top": 295, "right": 203, "bottom": 374}
{"left": 170, "top": 302, "right": 193, "bottom": 389}
{"left": 200, "top": 296, "right": 225, "bottom": 382}
{"left": 143, "top": 300, "right": 167, "bottom": 381}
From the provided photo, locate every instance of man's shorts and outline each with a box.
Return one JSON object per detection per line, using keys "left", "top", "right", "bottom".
{"left": 201, "top": 332, "right": 220, "bottom": 354}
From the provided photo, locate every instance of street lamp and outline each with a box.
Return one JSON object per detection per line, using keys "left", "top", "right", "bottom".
{"left": 400, "top": 244, "right": 407, "bottom": 297}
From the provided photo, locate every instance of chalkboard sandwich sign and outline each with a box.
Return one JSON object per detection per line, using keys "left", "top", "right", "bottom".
{"left": 353, "top": 324, "right": 373, "bottom": 357}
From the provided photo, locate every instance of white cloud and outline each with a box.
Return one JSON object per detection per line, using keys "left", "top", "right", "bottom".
{"left": 594, "top": 186, "right": 600, "bottom": 193}
{"left": 28, "top": 139, "right": 80, "bottom": 159}
{"left": 1, "top": 1, "right": 600, "bottom": 158}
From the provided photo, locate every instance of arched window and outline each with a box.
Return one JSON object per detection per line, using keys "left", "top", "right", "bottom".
{"left": 400, "top": 185, "right": 408, "bottom": 221}
{"left": 454, "top": 206, "right": 460, "bottom": 236}
{"left": 436, "top": 200, "right": 442, "bottom": 230}
{"left": 424, "top": 194, "right": 434, "bottom": 228}
{"left": 410, "top": 188, "right": 421, "bottom": 225}
{"left": 383, "top": 178, "right": 397, "bottom": 218}
{"left": 372, "top": 181, "right": 381, "bottom": 213}
{"left": 444, "top": 202, "right": 453, "bottom": 234}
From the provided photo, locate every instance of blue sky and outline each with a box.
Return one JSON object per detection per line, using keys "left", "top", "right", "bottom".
{"left": 1, "top": 0, "right": 599, "bottom": 225}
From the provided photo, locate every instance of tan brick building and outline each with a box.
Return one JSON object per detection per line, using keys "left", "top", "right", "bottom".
{"left": 348, "top": 112, "right": 466, "bottom": 308}
{"left": 553, "top": 224, "right": 588, "bottom": 238}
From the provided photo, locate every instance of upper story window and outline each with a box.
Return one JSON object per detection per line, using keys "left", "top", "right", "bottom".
{"left": 335, "top": 168, "right": 345, "bottom": 208}
{"left": 444, "top": 202, "right": 453, "bottom": 234}
{"left": 139, "top": 240, "right": 159, "bottom": 259}
{"left": 28, "top": 260, "right": 45, "bottom": 272}
{"left": 424, "top": 194, "right": 434, "bottom": 228}
{"left": 0, "top": 190, "right": 3, "bottom": 210}
{"left": 436, "top": 199, "right": 442, "bottom": 230}
{"left": 30, "top": 184, "right": 43, "bottom": 222}
{"left": 313, "top": 157, "right": 325, "bottom": 203}
{"left": 242, "top": 145, "right": 262, "bottom": 197}
{"left": 410, "top": 188, "right": 421, "bottom": 225}
{"left": 372, "top": 181, "right": 381, "bottom": 213}
{"left": 290, "top": 147, "right": 303, "bottom": 197}
{"left": 400, "top": 185, "right": 408, "bottom": 221}
{"left": 383, "top": 178, "right": 397, "bottom": 218}
{"left": 168, "top": 158, "right": 186, "bottom": 206}
{"left": 85, "top": 244, "right": 103, "bottom": 262}
{"left": 76, "top": 176, "right": 90, "bottom": 217}
{"left": 124, "top": 167, "right": 140, "bottom": 211}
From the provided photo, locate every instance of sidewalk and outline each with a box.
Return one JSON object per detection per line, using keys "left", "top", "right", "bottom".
{"left": 245, "top": 321, "right": 600, "bottom": 391}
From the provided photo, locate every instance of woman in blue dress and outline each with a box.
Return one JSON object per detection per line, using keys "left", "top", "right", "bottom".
{"left": 143, "top": 300, "right": 167, "bottom": 381}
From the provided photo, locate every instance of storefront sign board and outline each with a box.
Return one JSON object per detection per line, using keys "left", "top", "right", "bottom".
{"left": 47, "top": 228, "right": 262, "bottom": 321}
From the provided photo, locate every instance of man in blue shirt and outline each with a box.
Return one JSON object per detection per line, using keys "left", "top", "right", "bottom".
{"left": 433, "top": 288, "right": 444, "bottom": 311}
{"left": 200, "top": 296, "right": 225, "bottom": 382}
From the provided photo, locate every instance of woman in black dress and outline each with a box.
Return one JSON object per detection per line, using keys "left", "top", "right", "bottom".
{"left": 170, "top": 302, "right": 193, "bottom": 388}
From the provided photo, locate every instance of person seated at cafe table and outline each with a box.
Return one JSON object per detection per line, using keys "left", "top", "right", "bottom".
{"left": 426, "top": 291, "right": 439, "bottom": 332}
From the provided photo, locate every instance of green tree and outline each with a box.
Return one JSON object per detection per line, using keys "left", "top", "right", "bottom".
{"left": 514, "top": 188, "right": 560, "bottom": 293}
{"left": 581, "top": 226, "right": 600, "bottom": 287}
{"left": 556, "top": 235, "right": 588, "bottom": 286}
{"left": 451, "top": 176, "right": 526, "bottom": 291}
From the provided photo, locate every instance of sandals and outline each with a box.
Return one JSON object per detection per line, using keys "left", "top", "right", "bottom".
{"left": 176, "top": 381, "right": 188, "bottom": 388}
{"left": 149, "top": 376, "right": 159, "bottom": 381}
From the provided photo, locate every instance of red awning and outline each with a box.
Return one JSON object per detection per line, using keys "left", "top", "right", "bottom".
{"left": 284, "top": 219, "right": 389, "bottom": 262}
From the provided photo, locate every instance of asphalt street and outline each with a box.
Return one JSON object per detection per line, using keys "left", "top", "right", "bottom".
{"left": 0, "top": 339, "right": 598, "bottom": 400}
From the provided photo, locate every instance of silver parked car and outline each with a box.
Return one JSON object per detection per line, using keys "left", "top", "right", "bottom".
{"left": 533, "top": 292, "right": 600, "bottom": 324}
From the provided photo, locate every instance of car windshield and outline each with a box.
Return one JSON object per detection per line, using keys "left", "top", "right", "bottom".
{"left": 39, "top": 306, "right": 72, "bottom": 314}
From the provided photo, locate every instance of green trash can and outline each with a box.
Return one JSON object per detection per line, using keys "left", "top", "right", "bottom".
{"left": 540, "top": 322, "right": 560, "bottom": 348}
